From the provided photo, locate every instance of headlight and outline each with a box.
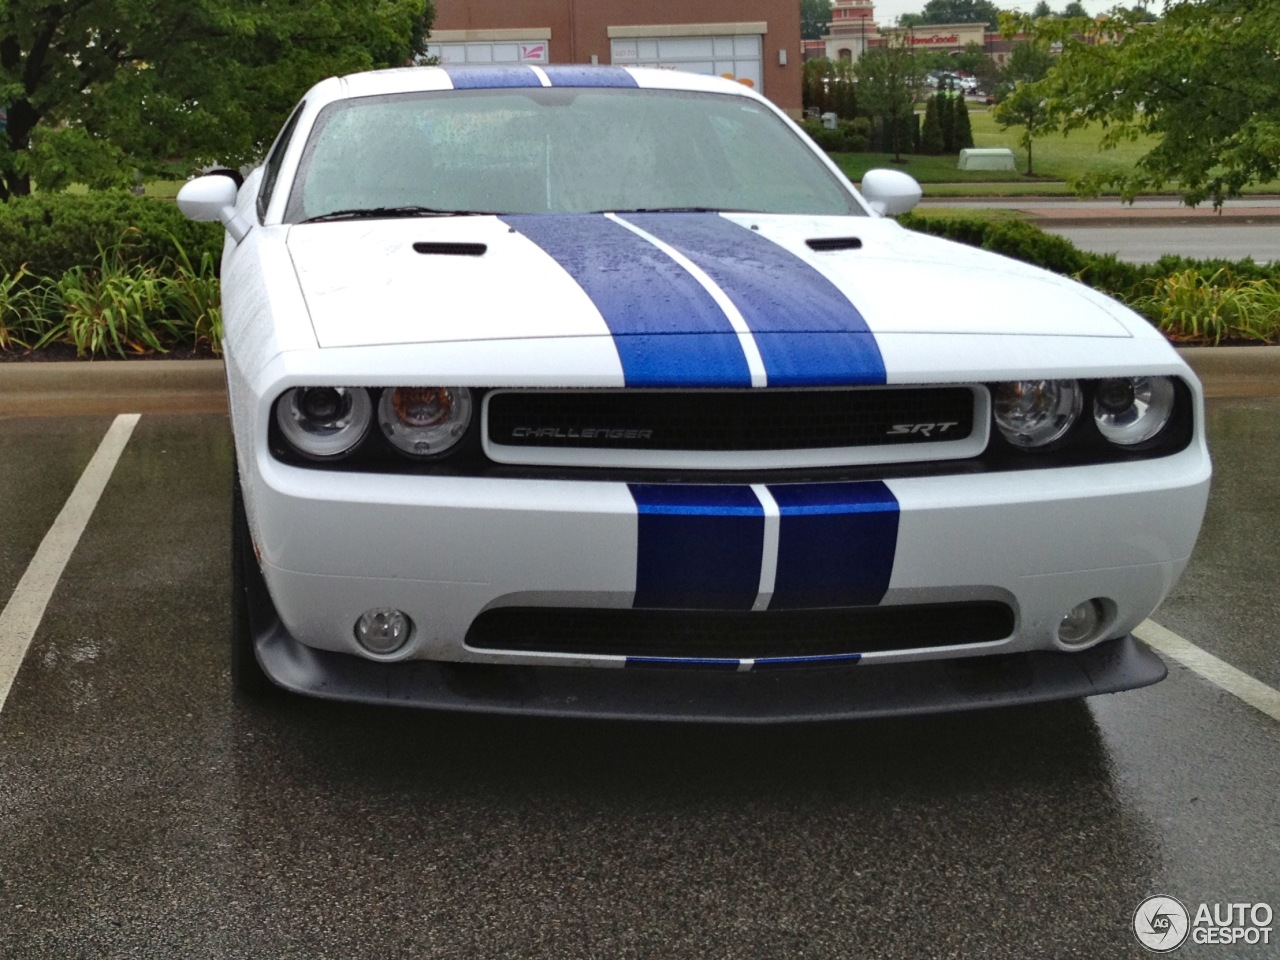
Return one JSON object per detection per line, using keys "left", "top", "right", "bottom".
{"left": 276, "top": 387, "right": 372, "bottom": 458}
{"left": 992, "top": 380, "right": 1082, "bottom": 448}
{"left": 1093, "top": 376, "right": 1176, "bottom": 446}
{"left": 378, "top": 387, "right": 473, "bottom": 457}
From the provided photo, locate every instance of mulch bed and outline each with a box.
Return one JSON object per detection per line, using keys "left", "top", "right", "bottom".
{"left": 0, "top": 343, "right": 220, "bottom": 362}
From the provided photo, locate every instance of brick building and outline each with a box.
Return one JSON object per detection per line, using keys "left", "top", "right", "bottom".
{"left": 427, "top": 1, "right": 803, "bottom": 116}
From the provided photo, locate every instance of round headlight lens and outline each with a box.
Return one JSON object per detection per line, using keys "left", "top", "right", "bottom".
{"left": 1093, "top": 376, "right": 1175, "bottom": 446}
{"left": 992, "top": 380, "right": 1082, "bottom": 448}
{"left": 378, "top": 387, "right": 473, "bottom": 457}
{"left": 276, "top": 387, "right": 372, "bottom": 458}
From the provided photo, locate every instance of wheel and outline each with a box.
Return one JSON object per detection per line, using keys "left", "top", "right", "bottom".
{"left": 231, "top": 475, "right": 276, "bottom": 696}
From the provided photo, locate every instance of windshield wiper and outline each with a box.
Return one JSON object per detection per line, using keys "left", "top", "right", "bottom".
{"left": 592, "top": 207, "right": 751, "bottom": 214}
{"left": 301, "top": 206, "right": 492, "bottom": 224}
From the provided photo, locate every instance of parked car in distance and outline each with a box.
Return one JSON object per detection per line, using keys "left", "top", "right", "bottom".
{"left": 179, "top": 64, "right": 1210, "bottom": 722}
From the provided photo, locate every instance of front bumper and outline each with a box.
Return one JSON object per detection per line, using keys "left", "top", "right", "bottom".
{"left": 244, "top": 443, "right": 1210, "bottom": 671}
{"left": 253, "top": 609, "right": 1167, "bottom": 722}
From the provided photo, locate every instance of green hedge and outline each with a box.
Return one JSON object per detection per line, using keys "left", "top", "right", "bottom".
{"left": 800, "top": 119, "right": 871, "bottom": 154}
{"left": 0, "top": 191, "right": 223, "bottom": 280}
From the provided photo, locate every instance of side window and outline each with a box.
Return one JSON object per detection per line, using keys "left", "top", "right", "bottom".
{"left": 257, "top": 102, "right": 307, "bottom": 222}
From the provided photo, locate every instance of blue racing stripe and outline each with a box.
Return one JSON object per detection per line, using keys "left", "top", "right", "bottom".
{"left": 629, "top": 484, "right": 764, "bottom": 609}
{"left": 753, "top": 653, "right": 864, "bottom": 669}
{"left": 541, "top": 65, "right": 637, "bottom": 87}
{"left": 767, "top": 482, "right": 899, "bottom": 609}
{"left": 501, "top": 215, "right": 752, "bottom": 387}
{"left": 620, "top": 214, "right": 887, "bottom": 387}
{"left": 442, "top": 66, "right": 540, "bottom": 89}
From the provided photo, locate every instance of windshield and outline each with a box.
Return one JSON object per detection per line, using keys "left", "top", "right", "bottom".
{"left": 284, "top": 87, "right": 863, "bottom": 222}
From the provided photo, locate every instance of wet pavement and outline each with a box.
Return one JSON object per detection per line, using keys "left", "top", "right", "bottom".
{"left": 0, "top": 408, "right": 1276, "bottom": 958}
{"left": 1042, "top": 225, "right": 1280, "bottom": 265}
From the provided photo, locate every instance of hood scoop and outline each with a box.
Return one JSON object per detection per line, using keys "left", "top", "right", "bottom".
{"left": 806, "top": 237, "right": 863, "bottom": 252}
{"left": 413, "top": 241, "right": 487, "bottom": 257}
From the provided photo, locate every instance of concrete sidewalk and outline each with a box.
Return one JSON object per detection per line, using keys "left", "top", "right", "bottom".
{"left": 0, "top": 348, "right": 1274, "bottom": 419}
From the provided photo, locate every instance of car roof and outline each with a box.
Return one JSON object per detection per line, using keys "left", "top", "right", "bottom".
{"left": 303, "top": 64, "right": 768, "bottom": 107}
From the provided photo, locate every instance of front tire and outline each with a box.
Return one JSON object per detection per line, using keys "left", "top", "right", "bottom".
{"left": 231, "top": 477, "right": 275, "bottom": 696}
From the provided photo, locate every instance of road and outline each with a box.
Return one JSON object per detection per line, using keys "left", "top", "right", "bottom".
{"left": 918, "top": 195, "right": 1280, "bottom": 263}
{"left": 0, "top": 407, "right": 1275, "bottom": 958}
{"left": 1043, "top": 225, "right": 1280, "bottom": 265}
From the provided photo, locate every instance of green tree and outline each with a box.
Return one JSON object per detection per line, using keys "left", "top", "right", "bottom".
{"left": 994, "top": 81, "right": 1055, "bottom": 175}
{"left": 854, "top": 42, "right": 926, "bottom": 162}
{"left": 0, "top": 0, "right": 434, "bottom": 200}
{"left": 953, "top": 94, "right": 975, "bottom": 150}
{"left": 801, "top": 0, "right": 833, "bottom": 41}
{"left": 920, "top": 0, "right": 1002, "bottom": 30}
{"left": 1031, "top": 1, "right": 1053, "bottom": 16}
{"left": 937, "top": 90, "right": 957, "bottom": 151}
{"left": 991, "top": 34, "right": 1057, "bottom": 176}
{"left": 952, "top": 42, "right": 992, "bottom": 78}
{"left": 803, "top": 57, "right": 859, "bottom": 120}
{"left": 1060, "top": 2, "right": 1089, "bottom": 17}
{"left": 992, "top": 38, "right": 1056, "bottom": 101}
{"left": 921, "top": 96, "right": 944, "bottom": 154}
{"left": 1021, "top": 1, "right": 1280, "bottom": 206}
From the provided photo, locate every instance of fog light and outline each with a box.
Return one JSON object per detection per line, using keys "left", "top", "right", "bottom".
{"left": 1058, "top": 599, "right": 1105, "bottom": 647}
{"left": 354, "top": 608, "right": 412, "bottom": 655}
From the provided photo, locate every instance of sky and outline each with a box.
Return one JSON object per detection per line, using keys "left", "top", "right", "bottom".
{"left": 867, "top": 1, "right": 1138, "bottom": 26}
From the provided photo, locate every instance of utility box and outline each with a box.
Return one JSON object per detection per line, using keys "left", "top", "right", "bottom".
{"left": 958, "top": 148, "right": 1016, "bottom": 171}
{"left": 821, "top": 112, "right": 838, "bottom": 130}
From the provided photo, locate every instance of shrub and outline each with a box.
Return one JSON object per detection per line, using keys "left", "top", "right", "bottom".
{"left": 0, "top": 191, "right": 222, "bottom": 280}
{"left": 921, "top": 98, "right": 945, "bottom": 155}
{"left": 164, "top": 237, "right": 223, "bottom": 351}
{"left": 0, "top": 266, "right": 38, "bottom": 349}
{"left": 979, "top": 220, "right": 1089, "bottom": 276}
{"left": 800, "top": 119, "right": 870, "bottom": 153}
{"left": 953, "top": 97, "right": 975, "bottom": 151}
{"left": 1130, "top": 270, "right": 1280, "bottom": 344}
{"left": 33, "top": 243, "right": 179, "bottom": 357}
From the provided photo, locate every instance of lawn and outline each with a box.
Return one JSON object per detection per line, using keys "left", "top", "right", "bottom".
{"left": 830, "top": 106, "right": 1278, "bottom": 196}
{"left": 828, "top": 106, "right": 1155, "bottom": 187}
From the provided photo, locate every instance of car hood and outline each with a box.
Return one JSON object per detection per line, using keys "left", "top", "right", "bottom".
{"left": 286, "top": 213, "right": 1135, "bottom": 354}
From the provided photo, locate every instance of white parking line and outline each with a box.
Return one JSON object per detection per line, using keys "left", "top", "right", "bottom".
{"left": 0, "top": 414, "right": 140, "bottom": 712}
{"left": 1136, "top": 619, "right": 1280, "bottom": 723}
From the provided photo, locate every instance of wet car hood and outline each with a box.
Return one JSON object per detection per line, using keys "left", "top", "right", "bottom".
{"left": 286, "top": 213, "right": 1135, "bottom": 350}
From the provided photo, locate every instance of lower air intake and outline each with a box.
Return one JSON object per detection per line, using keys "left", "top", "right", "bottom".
{"left": 466, "top": 601, "right": 1015, "bottom": 659}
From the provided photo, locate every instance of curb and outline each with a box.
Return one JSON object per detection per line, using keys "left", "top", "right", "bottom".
{"left": 0, "top": 359, "right": 227, "bottom": 418}
{"left": 1177, "top": 347, "right": 1280, "bottom": 399}
{"left": 1031, "top": 215, "right": 1280, "bottom": 229}
{"left": 917, "top": 200, "right": 1280, "bottom": 229}
{"left": 0, "top": 350, "right": 1275, "bottom": 418}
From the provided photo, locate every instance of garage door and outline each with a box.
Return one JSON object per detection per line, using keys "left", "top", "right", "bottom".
{"left": 425, "top": 40, "right": 550, "bottom": 65}
{"left": 610, "top": 34, "right": 763, "bottom": 92}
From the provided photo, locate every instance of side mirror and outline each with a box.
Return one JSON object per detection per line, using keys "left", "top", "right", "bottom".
{"left": 177, "top": 175, "right": 250, "bottom": 241}
{"left": 859, "top": 168, "right": 922, "bottom": 216}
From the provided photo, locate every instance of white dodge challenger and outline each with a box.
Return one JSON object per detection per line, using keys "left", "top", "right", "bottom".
{"left": 178, "top": 65, "right": 1211, "bottom": 721}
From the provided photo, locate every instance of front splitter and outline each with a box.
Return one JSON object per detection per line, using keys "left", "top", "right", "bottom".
{"left": 253, "top": 620, "right": 1167, "bottom": 723}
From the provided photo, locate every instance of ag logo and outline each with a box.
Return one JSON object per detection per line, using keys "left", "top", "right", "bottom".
{"left": 1134, "top": 895, "right": 1190, "bottom": 953}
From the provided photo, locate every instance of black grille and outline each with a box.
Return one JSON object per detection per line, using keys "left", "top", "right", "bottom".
{"left": 466, "top": 602, "right": 1014, "bottom": 659}
{"left": 487, "top": 387, "right": 974, "bottom": 451}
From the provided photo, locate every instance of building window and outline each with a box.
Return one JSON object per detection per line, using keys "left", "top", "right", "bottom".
{"left": 425, "top": 40, "right": 549, "bottom": 65}
{"left": 610, "top": 34, "right": 763, "bottom": 90}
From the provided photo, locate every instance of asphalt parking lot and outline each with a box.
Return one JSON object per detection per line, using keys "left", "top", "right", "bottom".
{"left": 0, "top": 404, "right": 1276, "bottom": 959}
